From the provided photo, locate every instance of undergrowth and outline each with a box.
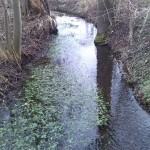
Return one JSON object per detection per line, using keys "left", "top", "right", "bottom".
{"left": 109, "top": 0, "right": 150, "bottom": 112}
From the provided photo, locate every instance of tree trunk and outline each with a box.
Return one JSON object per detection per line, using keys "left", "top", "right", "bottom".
{"left": 97, "top": 0, "right": 113, "bottom": 34}
{"left": 20, "top": 0, "right": 28, "bottom": 16}
{"left": 12, "top": 0, "right": 22, "bottom": 60}
{"left": 1, "top": 0, "right": 11, "bottom": 54}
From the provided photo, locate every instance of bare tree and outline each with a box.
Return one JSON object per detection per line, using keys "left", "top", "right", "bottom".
{"left": 97, "top": 0, "right": 113, "bottom": 34}
{"left": 0, "top": 0, "right": 22, "bottom": 60}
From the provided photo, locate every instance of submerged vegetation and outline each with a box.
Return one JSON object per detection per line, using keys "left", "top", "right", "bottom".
{"left": 97, "top": 90, "right": 109, "bottom": 127}
{"left": 0, "top": 0, "right": 150, "bottom": 149}
{"left": 0, "top": 65, "right": 63, "bottom": 149}
{"left": 0, "top": 5, "right": 109, "bottom": 147}
{"left": 0, "top": 62, "right": 109, "bottom": 149}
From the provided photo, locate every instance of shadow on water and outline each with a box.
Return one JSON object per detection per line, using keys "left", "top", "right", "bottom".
{"left": 97, "top": 45, "right": 113, "bottom": 105}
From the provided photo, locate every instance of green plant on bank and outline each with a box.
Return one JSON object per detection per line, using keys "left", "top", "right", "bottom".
{"left": 0, "top": 61, "right": 110, "bottom": 149}
{"left": 140, "top": 80, "right": 150, "bottom": 102}
{"left": 0, "top": 66, "right": 63, "bottom": 150}
{"left": 97, "top": 90, "right": 109, "bottom": 127}
{"left": 94, "top": 33, "right": 106, "bottom": 45}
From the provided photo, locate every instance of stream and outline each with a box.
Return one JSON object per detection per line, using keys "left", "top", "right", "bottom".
{"left": 1, "top": 13, "right": 150, "bottom": 150}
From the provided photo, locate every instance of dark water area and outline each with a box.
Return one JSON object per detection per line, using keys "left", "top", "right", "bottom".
{"left": 0, "top": 13, "right": 150, "bottom": 150}
{"left": 97, "top": 45, "right": 113, "bottom": 104}
{"left": 97, "top": 46, "right": 150, "bottom": 150}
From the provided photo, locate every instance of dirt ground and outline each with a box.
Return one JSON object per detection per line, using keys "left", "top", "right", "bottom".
{"left": 108, "top": 0, "right": 150, "bottom": 114}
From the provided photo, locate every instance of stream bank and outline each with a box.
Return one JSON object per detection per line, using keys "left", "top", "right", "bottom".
{"left": 48, "top": 0, "right": 99, "bottom": 24}
{"left": 0, "top": 5, "right": 56, "bottom": 106}
{"left": 106, "top": 1, "right": 150, "bottom": 114}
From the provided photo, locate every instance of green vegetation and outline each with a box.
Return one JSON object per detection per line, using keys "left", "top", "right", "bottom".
{"left": 94, "top": 33, "right": 106, "bottom": 45}
{"left": 0, "top": 65, "right": 63, "bottom": 149}
{"left": 0, "top": 46, "right": 109, "bottom": 149}
{"left": 0, "top": 1, "right": 110, "bottom": 148}
{"left": 140, "top": 80, "right": 150, "bottom": 102}
{"left": 97, "top": 90, "right": 109, "bottom": 127}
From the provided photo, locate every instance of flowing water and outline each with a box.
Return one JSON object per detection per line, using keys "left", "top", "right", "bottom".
{"left": 1, "top": 13, "right": 150, "bottom": 150}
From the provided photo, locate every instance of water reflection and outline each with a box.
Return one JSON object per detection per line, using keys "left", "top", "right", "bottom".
{"left": 0, "top": 14, "right": 100, "bottom": 150}
{"left": 106, "top": 61, "right": 150, "bottom": 150}
{"left": 1, "top": 13, "right": 150, "bottom": 150}
{"left": 97, "top": 45, "right": 113, "bottom": 103}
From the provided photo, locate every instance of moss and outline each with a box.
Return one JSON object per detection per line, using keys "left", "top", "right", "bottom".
{"left": 94, "top": 33, "right": 106, "bottom": 45}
